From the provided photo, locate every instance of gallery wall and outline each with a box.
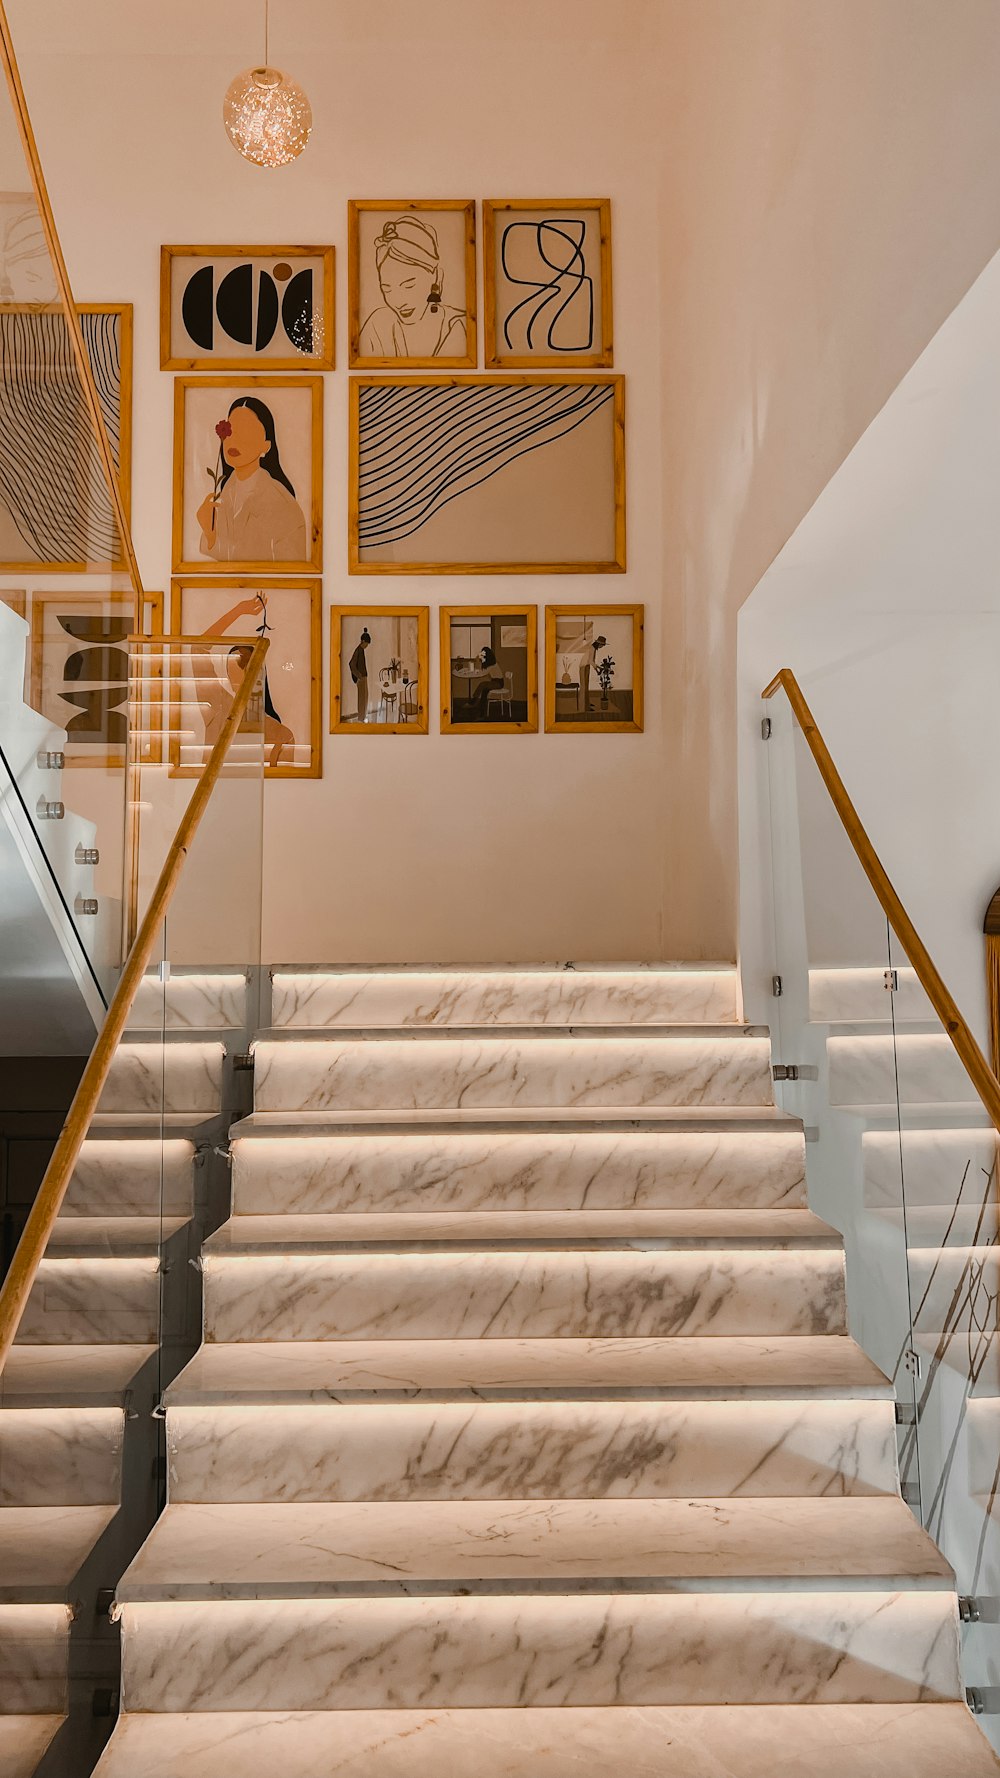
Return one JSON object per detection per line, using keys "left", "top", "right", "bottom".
{"left": 10, "top": 0, "right": 1000, "bottom": 964}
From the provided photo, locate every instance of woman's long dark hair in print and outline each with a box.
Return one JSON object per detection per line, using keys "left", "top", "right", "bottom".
{"left": 218, "top": 397, "right": 297, "bottom": 497}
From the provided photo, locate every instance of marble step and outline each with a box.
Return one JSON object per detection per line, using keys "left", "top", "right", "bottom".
{"left": 117, "top": 1496, "right": 950, "bottom": 1600}
{"left": 271, "top": 966, "right": 740, "bottom": 1029}
{"left": 45, "top": 1217, "right": 189, "bottom": 1255}
{"left": 203, "top": 1207, "right": 840, "bottom": 1252}
{"left": 232, "top": 1122, "right": 807, "bottom": 1213}
{"left": 809, "top": 967, "right": 930, "bottom": 1024}
{"left": 98, "top": 1041, "right": 226, "bottom": 1115}
{"left": 0, "top": 1407, "right": 123, "bottom": 1505}
{"left": 63, "top": 1137, "right": 197, "bottom": 1217}
{"left": 118, "top": 1585, "right": 959, "bottom": 1712}
{"left": 0, "top": 1344, "right": 156, "bottom": 1407}
{"left": 0, "top": 1505, "right": 117, "bottom": 1602}
{"left": 202, "top": 1245, "right": 847, "bottom": 1341}
{"left": 16, "top": 1257, "right": 161, "bottom": 1344}
{"left": 128, "top": 972, "right": 248, "bottom": 1032}
{"left": 88, "top": 1704, "right": 1000, "bottom": 1778}
{"left": 863, "top": 1126, "right": 997, "bottom": 1210}
{"left": 0, "top": 1717, "right": 64, "bottom": 1776}
{"left": 163, "top": 1333, "right": 893, "bottom": 1405}
{"left": 164, "top": 1393, "right": 899, "bottom": 1502}
{"left": 0, "top": 1605, "right": 72, "bottom": 1711}
{"left": 828, "top": 1034, "right": 976, "bottom": 1111}
{"left": 252, "top": 1029, "right": 775, "bottom": 1114}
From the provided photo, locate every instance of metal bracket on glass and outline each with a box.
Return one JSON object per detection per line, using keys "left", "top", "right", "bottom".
{"left": 959, "top": 1597, "right": 982, "bottom": 1624}
{"left": 967, "top": 1688, "right": 986, "bottom": 1715}
{"left": 761, "top": 716, "right": 772, "bottom": 740}
{"left": 771, "top": 974, "right": 783, "bottom": 998}
{"left": 903, "top": 1348, "right": 924, "bottom": 1380}
{"left": 772, "top": 1064, "right": 818, "bottom": 1082}
{"left": 36, "top": 798, "right": 64, "bottom": 820}
{"left": 74, "top": 896, "right": 98, "bottom": 916}
{"left": 37, "top": 749, "right": 64, "bottom": 770}
{"left": 75, "top": 844, "right": 99, "bottom": 865}
{"left": 884, "top": 969, "right": 898, "bottom": 993}
{"left": 233, "top": 1053, "right": 255, "bottom": 1073}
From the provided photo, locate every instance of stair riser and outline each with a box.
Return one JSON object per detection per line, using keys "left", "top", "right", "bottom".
{"left": 270, "top": 970, "right": 739, "bottom": 1029}
{"left": 129, "top": 976, "right": 248, "bottom": 1032}
{"left": 252, "top": 1037, "right": 774, "bottom": 1114}
{"left": 165, "top": 1399, "right": 898, "bottom": 1502}
{"left": 0, "top": 1409, "right": 123, "bottom": 1506}
{"left": 204, "top": 1251, "right": 847, "bottom": 1342}
{"left": 16, "top": 1260, "right": 161, "bottom": 1345}
{"left": 64, "top": 1140, "right": 196, "bottom": 1217}
{"left": 232, "top": 1130, "right": 807, "bottom": 1214}
{"left": 863, "top": 1128, "right": 997, "bottom": 1212}
{"left": 0, "top": 1606, "right": 70, "bottom": 1712}
{"left": 828, "top": 1036, "right": 975, "bottom": 1110}
{"left": 99, "top": 1045, "right": 225, "bottom": 1115}
{"left": 119, "top": 1591, "right": 960, "bottom": 1711}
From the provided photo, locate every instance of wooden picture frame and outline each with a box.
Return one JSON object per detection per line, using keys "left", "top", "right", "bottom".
{"left": 28, "top": 587, "right": 164, "bottom": 768}
{"left": 350, "top": 374, "right": 625, "bottom": 574}
{"left": 544, "top": 603, "right": 644, "bottom": 734}
{"left": 484, "top": 199, "right": 613, "bottom": 369}
{"left": 348, "top": 200, "right": 477, "bottom": 369}
{"left": 173, "top": 375, "right": 323, "bottom": 575}
{"left": 169, "top": 577, "right": 322, "bottom": 779}
{"left": 0, "top": 588, "right": 26, "bottom": 618}
{"left": 440, "top": 605, "right": 538, "bottom": 734}
{"left": 0, "top": 302, "right": 133, "bottom": 573}
{"left": 330, "top": 605, "right": 429, "bottom": 735}
{"left": 160, "top": 245, "right": 336, "bottom": 371}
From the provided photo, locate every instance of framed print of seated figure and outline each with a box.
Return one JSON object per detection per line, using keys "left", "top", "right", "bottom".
{"left": 173, "top": 375, "right": 323, "bottom": 574}
{"left": 545, "top": 604, "right": 643, "bottom": 733}
{"left": 349, "top": 200, "right": 477, "bottom": 369}
{"left": 441, "top": 606, "right": 538, "bottom": 734}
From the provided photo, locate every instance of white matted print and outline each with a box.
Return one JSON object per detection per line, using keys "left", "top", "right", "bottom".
{"left": 161, "top": 246, "right": 335, "bottom": 370}
{"left": 545, "top": 604, "right": 643, "bottom": 733}
{"left": 173, "top": 376, "right": 322, "bottom": 574}
{"left": 330, "top": 607, "right": 429, "bottom": 734}
{"left": 349, "top": 201, "right": 476, "bottom": 368}
{"left": 170, "top": 579, "right": 321, "bottom": 778}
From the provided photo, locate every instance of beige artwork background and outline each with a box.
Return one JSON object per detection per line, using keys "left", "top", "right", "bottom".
{"left": 176, "top": 377, "right": 320, "bottom": 572}
{"left": 352, "top": 202, "right": 474, "bottom": 367}
{"left": 163, "top": 248, "right": 334, "bottom": 369}
{"left": 486, "top": 201, "right": 610, "bottom": 367}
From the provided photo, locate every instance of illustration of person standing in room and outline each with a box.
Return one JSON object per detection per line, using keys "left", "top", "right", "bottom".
{"left": 348, "top": 627, "right": 372, "bottom": 722}
{"left": 189, "top": 591, "right": 294, "bottom": 769}
{"left": 359, "top": 216, "right": 467, "bottom": 360}
{"left": 197, "top": 397, "right": 307, "bottom": 564}
{"left": 577, "top": 630, "right": 606, "bottom": 713}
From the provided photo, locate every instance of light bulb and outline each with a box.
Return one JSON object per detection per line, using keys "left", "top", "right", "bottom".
{"left": 223, "top": 65, "right": 312, "bottom": 169}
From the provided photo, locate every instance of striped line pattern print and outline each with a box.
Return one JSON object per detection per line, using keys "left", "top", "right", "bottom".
{"left": 0, "top": 308, "right": 122, "bottom": 563}
{"left": 357, "top": 380, "right": 615, "bottom": 550}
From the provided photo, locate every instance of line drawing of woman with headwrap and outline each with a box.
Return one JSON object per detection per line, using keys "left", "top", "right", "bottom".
{"left": 358, "top": 215, "right": 467, "bottom": 360}
{"left": 197, "top": 396, "right": 307, "bottom": 564}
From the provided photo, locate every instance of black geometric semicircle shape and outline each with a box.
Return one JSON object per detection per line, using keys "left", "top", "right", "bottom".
{"left": 181, "top": 264, "right": 215, "bottom": 351}
{"left": 256, "top": 271, "right": 280, "bottom": 352}
{"left": 216, "top": 263, "right": 255, "bottom": 346}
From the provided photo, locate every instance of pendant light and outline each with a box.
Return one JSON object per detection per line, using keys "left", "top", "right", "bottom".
{"left": 223, "top": 0, "right": 313, "bottom": 169}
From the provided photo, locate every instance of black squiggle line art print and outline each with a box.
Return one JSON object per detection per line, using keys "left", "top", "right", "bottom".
{"left": 357, "top": 380, "right": 614, "bottom": 550}
{"left": 0, "top": 309, "right": 122, "bottom": 563}
{"left": 501, "top": 219, "right": 594, "bottom": 355}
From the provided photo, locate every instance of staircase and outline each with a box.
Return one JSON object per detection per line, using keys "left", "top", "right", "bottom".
{"left": 81, "top": 964, "right": 998, "bottom": 1775}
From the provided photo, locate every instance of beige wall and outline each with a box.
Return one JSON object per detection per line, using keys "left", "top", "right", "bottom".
{"left": 10, "top": 0, "right": 1000, "bottom": 963}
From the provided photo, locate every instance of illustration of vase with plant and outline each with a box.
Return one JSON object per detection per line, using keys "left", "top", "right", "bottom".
{"left": 387, "top": 657, "right": 402, "bottom": 683}
{"left": 561, "top": 654, "right": 573, "bottom": 685}
{"left": 596, "top": 653, "right": 616, "bottom": 710}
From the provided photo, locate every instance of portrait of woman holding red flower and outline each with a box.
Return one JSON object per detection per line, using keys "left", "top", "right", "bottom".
{"left": 196, "top": 396, "right": 307, "bottom": 564}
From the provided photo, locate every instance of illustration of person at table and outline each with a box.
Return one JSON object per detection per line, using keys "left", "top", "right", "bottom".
{"left": 197, "top": 397, "right": 307, "bottom": 564}
{"left": 467, "top": 645, "right": 505, "bottom": 720}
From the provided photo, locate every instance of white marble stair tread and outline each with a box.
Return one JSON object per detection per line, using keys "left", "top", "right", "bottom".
{"left": 234, "top": 1105, "right": 800, "bottom": 1130}
{"left": 0, "top": 1505, "right": 117, "bottom": 1600}
{"left": 88, "top": 1704, "right": 1000, "bottom": 1778}
{"left": 0, "top": 1717, "right": 64, "bottom": 1778}
{"left": 98, "top": 1042, "right": 226, "bottom": 1115}
{"left": 163, "top": 1334, "right": 893, "bottom": 1405}
{"left": 0, "top": 1344, "right": 156, "bottom": 1406}
{"left": 129, "top": 973, "right": 248, "bottom": 1031}
{"left": 65, "top": 1137, "right": 196, "bottom": 1216}
{"left": 203, "top": 1207, "right": 840, "bottom": 1252}
{"left": 0, "top": 1404, "right": 123, "bottom": 1506}
{"left": 115, "top": 1496, "right": 950, "bottom": 1599}
{"left": 46, "top": 1216, "right": 189, "bottom": 1255}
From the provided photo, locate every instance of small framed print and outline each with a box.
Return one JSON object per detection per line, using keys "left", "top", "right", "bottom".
{"left": 545, "top": 604, "right": 643, "bottom": 733}
{"left": 484, "top": 200, "right": 613, "bottom": 368}
{"left": 173, "top": 375, "right": 323, "bottom": 575}
{"left": 441, "top": 605, "right": 538, "bottom": 734}
{"left": 29, "top": 587, "right": 164, "bottom": 768}
{"left": 331, "top": 606, "right": 429, "bottom": 734}
{"left": 170, "top": 578, "right": 321, "bottom": 778}
{"left": 349, "top": 200, "right": 477, "bottom": 369}
{"left": 161, "top": 246, "right": 335, "bottom": 370}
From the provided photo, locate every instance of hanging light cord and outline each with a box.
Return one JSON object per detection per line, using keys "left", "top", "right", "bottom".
{"left": 264, "top": 0, "right": 270, "bottom": 67}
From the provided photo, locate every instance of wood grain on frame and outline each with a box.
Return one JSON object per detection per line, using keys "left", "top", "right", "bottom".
{"left": 440, "top": 604, "right": 539, "bottom": 735}
{"left": 330, "top": 605, "right": 429, "bottom": 735}
{"left": 544, "top": 603, "right": 644, "bottom": 734}
{"left": 169, "top": 577, "right": 322, "bottom": 779}
{"left": 484, "top": 199, "right": 613, "bottom": 369}
{"left": 160, "top": 246, "right": 336, "bottom": 371}
{"left": 172, "top": 374, "right": 323, "bottom": 576}
{"left": 348, "top": 200, "right": 477, "bottom": 369}
{"left": 350, "top": 374, "right": 625, "bottom": 575}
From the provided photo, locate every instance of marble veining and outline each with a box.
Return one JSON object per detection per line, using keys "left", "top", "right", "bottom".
{"left": 0, "top": 1407, "right": 123, "bottom": 1506}
{"left": 129, "top": 974, "right": 247, "bottom": 1032}
{"left": 0, "top": 1604, "right": 71, "bottom": 1711}
{"left": 827, "top": 1034, "right": 976, "bottom": 1110}
{"left": 809, "top": 968, "right": 929, "bottom": 1025}
{"left": 99, "top": 1043, "right": 225, "bottom": 1115}
{"left": 17, "top": 1258, "right": 161, "bottom": 1344}
{"left": 64, "top": 1139, "right": 196, "bottom": 1217}
{"left": 271, "top": 968, "right": 740, "bottom": 1030}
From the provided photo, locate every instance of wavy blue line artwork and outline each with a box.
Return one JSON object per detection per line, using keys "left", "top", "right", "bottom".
{"left": 501, "top": 220, "right": 594, "bottom": 355}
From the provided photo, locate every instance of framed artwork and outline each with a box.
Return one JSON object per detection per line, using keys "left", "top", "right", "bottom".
{"left": 484, "top": 200, "right": 613, "bottom": 368}
{"left": 350, "top": 375, "right": 625, "bottom": 574}
{"left": 160, "top": 245, "right": 335, "bottom": 371}
{"left": 0, "top": 302, "right": 133, "bottom": 572}
{"left": 545, "top": 604, "right": 644, "bottom": 733}
{"left": 330, "top": 606, "right": 429, "bottom": 735}
{"left": 172, "top": 375, "right": 323, "bottom": 575}
{"left": 28, "top": 588, "right": 164, "bottom": 767}
{"left": 440, "top": 606, "right": 538, "bottom": 734}
{"left": 169, "top": 578, "right": 321, "bottom": 778}
{"left": 0, "top": 588, "right": 25, "bottom": 618}
{"left": 348, "top": 200, "right": 477, "bottom": 369}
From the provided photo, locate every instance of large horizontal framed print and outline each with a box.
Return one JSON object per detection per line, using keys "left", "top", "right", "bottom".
{"left": 330, "top": 605, "right": 429, "bottom": 735}
{"left": 161, "top": 246, "right": 335, "bottom": 370}
{"left": 544, "top": 603, "right": 644, "bottom": 734}
{"left": 170, "top": 577, "right": 322, "bottom": 778}
{"left": 440, "top": 605, "right": 538, "bottom": 734}
{"left": 173, "top": 375, "right": 323, "bottom": 575}
{"left": 350, "top": 375, "right": 625, "bottom": 574}
{"left": 483, "top": 199, "right": 613, "bottom": 368}
{"left": 348, "top": 200, "right": 477, "bottom": 369}
{"left": 29, "top": 587, "right": 164, "bottom": 768}
{"left": 0, "top": 302, "right": 132, "bottom": 572}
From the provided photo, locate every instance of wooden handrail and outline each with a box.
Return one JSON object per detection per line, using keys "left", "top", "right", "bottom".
{"left": 0, "top": 634, "right": 269, "bottom": 1377}
{"left": 763, "top": 666, "right": 1000, "bottom": 1136}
